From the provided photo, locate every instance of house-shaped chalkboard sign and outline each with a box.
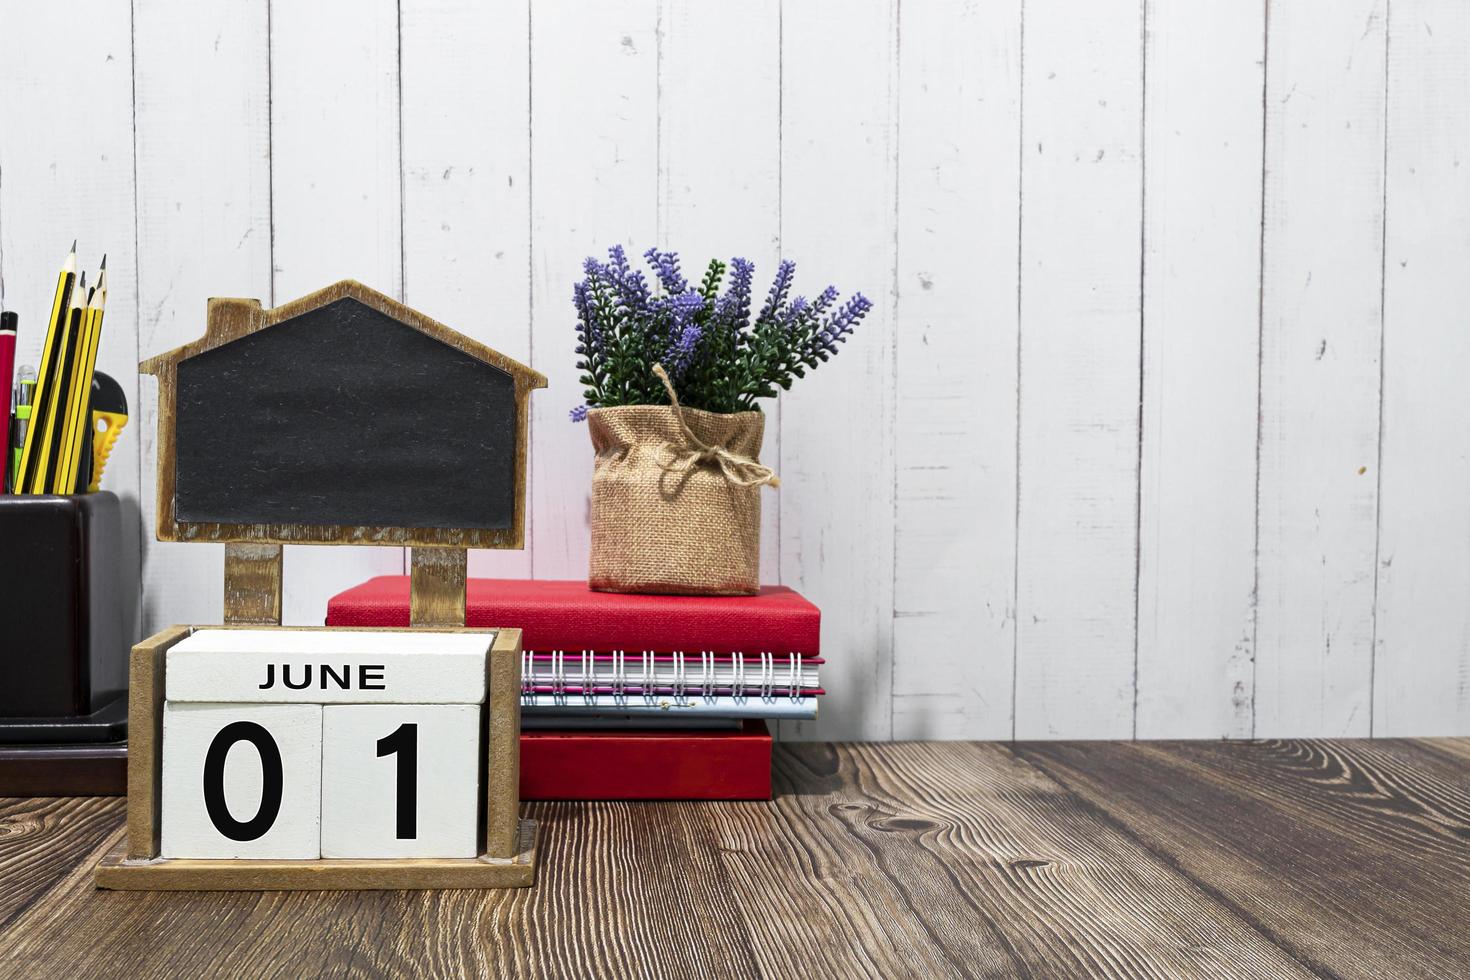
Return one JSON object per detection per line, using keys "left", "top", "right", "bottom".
{"left": 141, "top": 280, "right": 546, "bottom": 550}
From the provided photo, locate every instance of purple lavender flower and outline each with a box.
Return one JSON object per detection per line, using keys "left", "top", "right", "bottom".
{"left": 816, "top": 293, "right": 872, "bottom": 354}
{"left": 572, "top": 243, "right": 868, "bottom": 414}
{"left": 572, "top": 280, "right": 603, "bottom": 354}
{"left": 607, "top": 243, "right": 632, "bottom": 278}
{"left": 808, "top": 285, "right": 840, "bottom": 320}
{"left": 669, "top": 288, "right": 705, "bottom": 323}
{"left": 778, "top": 295, "right": 811, "bottom": 332}
{"left": 664, "top": 323, "right": 704, "bottom": 380}
{"left": 643, "top": 247, "right": 687, "bottom": 295}
{"left": 661, "top": 290, "right": 707, "bottom": 380}
{"left": 714, "top": 257, "right": 754, "bottom": 333}
{"left": 757, "top": 259, "right": 796, "bottom": 326}
{"left": 606, "top": 244, "right": 650, "bottom": 314}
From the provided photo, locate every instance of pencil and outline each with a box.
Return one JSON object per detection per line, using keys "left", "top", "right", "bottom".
{"left": 35, "top": 274, "right": 86, "bottom": 493}
{"left": 59, "top": 258, "right": 106, "bottom": 493}
{"left": 15, "top": 242, "right": 76, "bottom": 493}
{"left": 56, "top": 276, "right": 92, "bottom": 493}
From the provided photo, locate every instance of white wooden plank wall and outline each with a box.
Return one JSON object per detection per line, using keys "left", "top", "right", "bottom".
{"left": 1014, "top": 0, "right": 1143, "bottom": 739}
{"left": 2, "top": 1, "right": 1467, "bottom": 740}
{"left": 1374, "top": 0, "right": 1470, "bottom": 737}
{"left": 1135, "top": 0, "right": 1263, "bottom": 738}
{"left": 1256, "top": 0, "right": 1387, "bottom": 738}
{"left": 779, "top": 0, "right": 898, "bottom": 740}
{"left": 892, "top": 0, "right": 1020, "bottom": 739}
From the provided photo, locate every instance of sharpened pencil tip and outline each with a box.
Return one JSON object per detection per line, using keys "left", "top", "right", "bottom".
{"left": 70, "top": 239, "right": 77, "bottom": 253}
{"left": 99, "top": 254, "right": 107, "bottom": 269}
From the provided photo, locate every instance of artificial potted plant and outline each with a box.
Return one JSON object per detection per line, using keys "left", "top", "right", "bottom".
{"left": 571, "top": 245, "right": 870, "bottom": 595}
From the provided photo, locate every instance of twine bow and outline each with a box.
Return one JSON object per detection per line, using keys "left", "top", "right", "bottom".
{"left": 652, "top": 363, "right": 780, "bottom": 488}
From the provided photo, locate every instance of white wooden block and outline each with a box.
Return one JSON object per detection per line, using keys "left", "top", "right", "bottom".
{"left": 166, "top": 629, "right": 490, "bottom": 704}
{"left": 319, "top": 704, "right": 481, "bottom": 859}
{"left": 170, "top": 629, "right": 495, "bottom": 656}
{"left": 161, "top": 703, "right": 322, "bottom": 859}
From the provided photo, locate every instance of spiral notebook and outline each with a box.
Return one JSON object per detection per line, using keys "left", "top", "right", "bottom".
{"left": 521, "top": 649, "right": 821, "bottom": 695}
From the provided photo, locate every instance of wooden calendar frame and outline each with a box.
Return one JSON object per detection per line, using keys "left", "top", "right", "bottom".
{"left": 97, "top": 283, "right": 543, "bottom": 890}
{"left": 95, "top": 625, "right": 535, "bottom": 890}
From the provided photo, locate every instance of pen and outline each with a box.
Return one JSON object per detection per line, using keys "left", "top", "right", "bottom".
{"left": 0, "top": 311, "right": 14, "bottom": 493}
{"left": 8, "top": 365, "right": 35, "bottom": 494}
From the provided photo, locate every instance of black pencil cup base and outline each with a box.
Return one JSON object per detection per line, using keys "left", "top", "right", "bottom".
{"left": 0, "top": 694, "right": 127, "bottom": 743}
{"left": 0, "top": 491, "right": 127, "bottom": 741}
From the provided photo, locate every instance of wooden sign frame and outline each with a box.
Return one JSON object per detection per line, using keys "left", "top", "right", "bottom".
{"left": 139, "top": 279, "right": 547, "bottom": 550}
{"left": 94, "top": 625, "right": 534, "bottom": 891}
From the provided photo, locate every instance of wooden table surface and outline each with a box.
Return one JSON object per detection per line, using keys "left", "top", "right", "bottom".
{"left": 1, "top": 739, "right": 1467, "bottom": 979}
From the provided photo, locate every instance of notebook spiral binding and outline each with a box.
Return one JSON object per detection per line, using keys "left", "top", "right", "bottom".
{"left": 519, "top": 649, "right": 815, "bottom": 704}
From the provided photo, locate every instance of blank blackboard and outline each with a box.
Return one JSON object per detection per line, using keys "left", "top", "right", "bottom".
{"left": 175, "top": 297, "right": 515, "bottom": 530}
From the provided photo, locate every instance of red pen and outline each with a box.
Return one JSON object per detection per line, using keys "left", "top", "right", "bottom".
{"left": 0, "top": 311, "right": 16, "bottom": 493}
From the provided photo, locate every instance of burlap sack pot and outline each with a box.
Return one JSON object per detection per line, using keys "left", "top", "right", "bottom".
{"left": 587, "top": 392, "right": 776, "bottom": 596}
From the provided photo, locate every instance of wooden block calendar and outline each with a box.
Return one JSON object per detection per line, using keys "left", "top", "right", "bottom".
{"left": 96, "top": 626, "right": 532, "bottom": 889}
{"left": 94, "top": 281, "right": 544, "bottom": 891}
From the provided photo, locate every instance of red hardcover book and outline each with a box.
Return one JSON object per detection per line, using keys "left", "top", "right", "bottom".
{"left": 519, "top": 721, "right": 772, "bottom": 800}
{"left": 327, "top": 576, "right": 821, "bottom": 656}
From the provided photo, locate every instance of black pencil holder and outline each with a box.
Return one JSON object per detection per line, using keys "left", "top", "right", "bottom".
{"left": 0, "top": 491, "right": 126, "bottom": 742}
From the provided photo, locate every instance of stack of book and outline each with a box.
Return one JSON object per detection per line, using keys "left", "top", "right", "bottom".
{"left": 326, "top": 578, "right": 822, "bottom": 800}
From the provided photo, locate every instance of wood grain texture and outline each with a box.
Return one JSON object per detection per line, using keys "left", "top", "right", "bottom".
{"left": 0, "top": 797, "right": 125, "bottom": 927}
{"left": 1373, "top": 0, "right": 1470, "bottom": 737}
{"left": 484, "top": 629, "right": 523, "bottom": 860}
{"left": 96, "top": 820, "right": 535, "bottom": 891}
{"left": 399, "top": 0, "right": 535, "bottom": 581}
{"left": 0, "top": 739, "right": 1464, "bottom": 976}
{"left": 1254, "top": 0, "right": 1388, "bottom": 738}
{"left": 1134, "top": 1, "right": 1264, "bottom": 738}
{"left": 222, "top": 543, "right": 282, "bottom": 625}
{"left": 1014, "top": 0, "right": 1144, "bottom": 739}
{"left": 126, "top": 625, "right": 192, "bottom": 860}
{"left": 133, "top": 0, "right": 270, "bottom": 638}
{"left": 891, "top": 0, "right": 1021, "bottom": 740}
{"left": 410, "top": 547, "right": 468, "bottom": 627}
{"left": 1017, "top": 738, "right": 1470, "bottom": 978}
{"left": 778, "top": 0, "right": 898, "bottom": 742}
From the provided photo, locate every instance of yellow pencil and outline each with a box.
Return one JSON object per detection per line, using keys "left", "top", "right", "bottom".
{"left": 15, "top": 243, "right": 76, "bottom": 493}
{"left": 59, "top": 258, "right": 106, "bottom": 493}
{"left": 31, "top": 271, "right": 86, "bottom": 493}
